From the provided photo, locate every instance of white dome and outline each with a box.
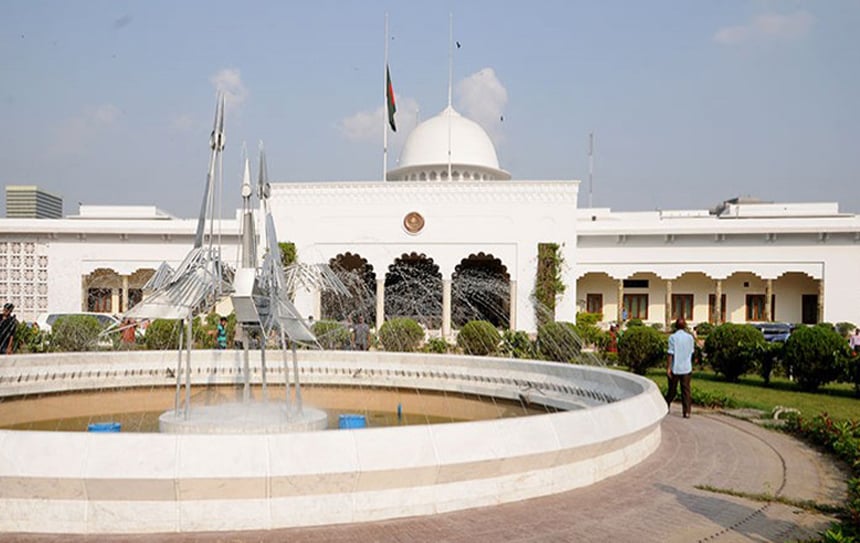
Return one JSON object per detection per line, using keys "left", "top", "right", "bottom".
{"left": 388, "top": 106, "right": 509, "bottom": 181}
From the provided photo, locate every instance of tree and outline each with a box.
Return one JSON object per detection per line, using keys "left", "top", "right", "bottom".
{"left": 279, "top": 242, "right": 296, "bottom": 268}
{"left": 534, "top": 243, "right": 565, "bottom": 327}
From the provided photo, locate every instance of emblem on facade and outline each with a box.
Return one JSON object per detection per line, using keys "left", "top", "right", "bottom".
{"left": 403, "top": 211, "right": 425, "bottom": 234}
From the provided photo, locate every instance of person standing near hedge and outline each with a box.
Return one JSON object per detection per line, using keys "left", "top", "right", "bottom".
{"left": 666, "top": 317, "right": 695, "bottom": 418}
{"left": 0, "top": 303, "right": 18, "bottom": 354}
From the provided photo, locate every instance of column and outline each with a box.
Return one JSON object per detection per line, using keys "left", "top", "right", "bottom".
{"left": 508, "top": 280, "right": 517, "bottom": 330}
{"left": 111, "top": 288, "right": 120, "bottom": 314}
{"left": 818, "top": 278, "right": 825, "bottom": 324}
{"left": 441, "top": 279, "right": 452, "bottom": 339}
{"left": 81, "top": 276, "right": 88, "bottom": 311}
{"left": 664, "top": 279, "right": 673, "bottom": 329}
{"left": 375, "top": 278, "right": 385, "bottom": 331}
{"left": 122, "top": 275, "right": 129, "bottom": 314}
{"left": 714, "top": 279, "right": 723, "bottom": 324}
{"left": 764, "top": 279, "right": 773, "bottom": 322}
{"left": 616, "top": 279, "right": 624, "bottom": 323}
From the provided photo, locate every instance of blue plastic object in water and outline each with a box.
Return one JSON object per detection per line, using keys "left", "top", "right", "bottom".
{"left": 87, "top": 422, "right": 121, "bottom": 432}
{"left": 338, "top": 414, "right": 367, "bottom": 429}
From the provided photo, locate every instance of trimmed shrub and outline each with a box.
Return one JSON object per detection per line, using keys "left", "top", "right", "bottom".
{"left": 422, "top": 337, "right": 450, "bottom": 354}
{"left": 51, "top": 315, "right": 103, "bottom": 352}
{"left": 14, "top": 322, "right": 45, "bottom": 353}
{"left": 626, "top": 318, "right": 644, "bottom": 328}
{"left": 144, "top": 319, "right": 182, "bottom": 350}
{"left": 836, "top": 321, "right": 857, "bottom": 338}
{"left": 784, "top": 324, "right": 852, "bottom": 392}
{"left": 378, "top": 317, "right": 424, "bottom": 352}
{"left": 704, "top": 323, "right": 767, "bottom": 382}
{"left": 574, "top": 312, "right": 606, "bottom": 349}
{"left": 537, "top": 321, "right": 581, "bottom": 363}
{"left": 457, "top": 320, "right": 501, "bottom": 356}
{"left": 501, "top": 329, "right": 535, "bottom": 359}
{"left": 311, "top": 320, "right": 351, "bottom": 350}
{"left": 694, "top": 322, "right": 714, "bottom": 337}
{"left": 618, "top": 326, "right": 666, "bottom": 375}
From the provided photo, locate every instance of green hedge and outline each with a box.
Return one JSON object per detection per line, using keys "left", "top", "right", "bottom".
{"left": 537, "top": 321, "right": 580, "bottom": 363}
{"left": 784, "top": 324, "right": 852, "bottom": 392}
{"left": 51, "top": 315, "right": 103, "bottom": 352}
{"left": 311, "top": 320, "right": 351, "bottom": 350}
{"left": 618, "top": 326, "right": 666, "bottom": 375}
{"left": 704, "top": 323, "right": 766, "bottom": 382}
{"left": 457, "top": 320, "right": 501, "bottom": 356}
{"left": 379, "top": 317, "right": 424, "bottom": 352}
{"left": 501, "top": 329, "right": 535, "bottom": 359}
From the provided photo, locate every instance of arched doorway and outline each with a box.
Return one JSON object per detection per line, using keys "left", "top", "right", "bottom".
{"left": 452, "top": 253, "right": 510, "bottom": 328}
{"left": 83, "top": 268, "right": 121, "bottom": 313}
{"left": 384, "top": 252, "right": 442, "bottom": 328}
{"left": 321, "top": 252, "right": 377, "bottom": 323}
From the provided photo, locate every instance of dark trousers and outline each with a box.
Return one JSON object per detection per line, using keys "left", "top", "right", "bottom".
{"left": 666, "top": 372, "right": 692, "bottom": 416}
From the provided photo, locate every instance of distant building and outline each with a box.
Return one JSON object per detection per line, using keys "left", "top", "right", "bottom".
{"left": 5, "top": 185, "right": 63, "bottom": 219}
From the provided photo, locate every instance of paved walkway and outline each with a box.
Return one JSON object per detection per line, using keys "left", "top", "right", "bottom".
{"left": 2, "top": 412, "right": 849, "bottom": 543}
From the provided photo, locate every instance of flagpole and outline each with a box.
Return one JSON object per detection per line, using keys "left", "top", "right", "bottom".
{"left": 588, "top": 131, "right": 594, "bottom": 208}
{"left": 447, "top": 12, "right": 453, "bottom": 182}
{"left": 383, "top": 13, "right": 389, "bottom": 182}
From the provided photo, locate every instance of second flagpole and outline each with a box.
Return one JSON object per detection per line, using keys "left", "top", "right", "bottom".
{"left": 382, "top": 13, "right": 389, "bottom": 181}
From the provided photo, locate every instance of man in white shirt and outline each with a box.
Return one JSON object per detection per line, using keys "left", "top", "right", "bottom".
{"left": 666, "top": 317, "right": 695, "bottom": 418}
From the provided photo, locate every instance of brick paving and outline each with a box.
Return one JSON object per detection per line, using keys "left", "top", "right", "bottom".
{"left": 1, "top": 412, "right": 848, "bottom": 543}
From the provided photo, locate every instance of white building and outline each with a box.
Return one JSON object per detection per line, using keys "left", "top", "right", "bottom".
{"left": 1, "top": 106, "right": 858, "bottom": 333}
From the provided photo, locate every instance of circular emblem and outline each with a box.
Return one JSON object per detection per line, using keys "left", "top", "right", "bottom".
{"left": 403, "top": 211, "right": 425, "bottom": 234}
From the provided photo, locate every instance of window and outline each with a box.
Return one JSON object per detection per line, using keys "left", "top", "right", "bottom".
{"left": 708, "top": 294, "right": 726, "bottom": 324}
{"left": 623, "top": 279, "right": 649, "bottom": 289}
{"left": 746, "top": 294, "right": 765, "bottom": 321}
{"left": 671, "top": 294, "right": 693, "bottom": 320}
{"left": 801, "top": 294, "right": 818, "bottom": 324}
{"left": 586, "top": 293, "right": 603, "bottom": 315}
{"left": 87, "top": 288, "right": 112, "bottom": 313}
{"left": 623, "top": 294, "right": 648, "bottom": 320}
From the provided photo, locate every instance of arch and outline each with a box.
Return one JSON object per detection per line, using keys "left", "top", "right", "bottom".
{"left": 385, "top": 252, "right": 442, "bottom": 328}
{"left": 83, "top": 268, "right": 121, "bottom": 313}
{"left": 322, "top": 253, "right": 377, "bottom": 323}
{"left": 452, "top": 253, "right": 510, "bottom": 328}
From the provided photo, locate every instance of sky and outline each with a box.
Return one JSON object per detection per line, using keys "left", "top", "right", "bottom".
{"left": 2, "top": 0, "right": 859, "bottom": 218}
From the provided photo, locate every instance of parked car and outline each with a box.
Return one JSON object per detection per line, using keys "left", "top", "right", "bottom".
{"left": 750, "top": 322, "right": 794, "bottom": 342}
{"left": 35, "top": 312, "right": 121, "bottom": 334}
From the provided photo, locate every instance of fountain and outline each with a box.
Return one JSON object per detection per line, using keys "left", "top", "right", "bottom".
{"left": 0, "top": 97, "right": 667, "bottom": 535}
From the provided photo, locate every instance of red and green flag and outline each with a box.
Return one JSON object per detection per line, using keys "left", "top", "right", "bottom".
{"left": 386, "top": 65, "right": 397, "bottom": 132}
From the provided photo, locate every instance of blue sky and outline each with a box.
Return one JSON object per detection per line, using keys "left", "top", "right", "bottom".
{"left": 2, "top": 1, "right": 859, "bottom": 218}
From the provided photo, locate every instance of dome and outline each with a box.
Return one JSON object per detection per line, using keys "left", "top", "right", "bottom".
{"left": 388, "top": 106, "right": 510, "bottom": 181}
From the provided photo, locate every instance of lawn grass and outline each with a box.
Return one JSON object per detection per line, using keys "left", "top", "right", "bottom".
{"left": 642, "top": 368, "right": 859, "bottom": 421}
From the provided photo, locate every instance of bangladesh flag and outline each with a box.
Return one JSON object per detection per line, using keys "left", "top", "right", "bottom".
{"left": 386, "top": 65, "right": 397, "bottom": 132}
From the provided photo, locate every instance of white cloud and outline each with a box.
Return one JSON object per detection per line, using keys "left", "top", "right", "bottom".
{"left": 714, "top": 11, "right": 814, "bottom": 45}
{"left": 210, "top": 68, "right": 248, "bottom": 109}
{"left": 338, "top": 96, "right": 420, "bottom": 144}
{"left": 455, "top": 67, "right": 508, "bottom": 142}
{"left": 49, "top": 103, "right": 122, "bottom": 155}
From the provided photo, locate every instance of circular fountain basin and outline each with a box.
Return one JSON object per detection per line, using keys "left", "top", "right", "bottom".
{"left": 0, "top": 350, "right": 667, "bottom": 535}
